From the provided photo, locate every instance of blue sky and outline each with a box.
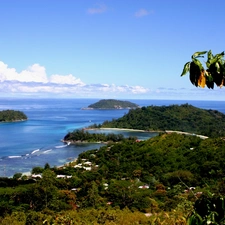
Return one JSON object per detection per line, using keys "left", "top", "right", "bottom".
{"left": 0, "top": 0, "right": 225, "bottom": 100}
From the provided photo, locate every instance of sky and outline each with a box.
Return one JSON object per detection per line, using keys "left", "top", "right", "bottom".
{"left": 0, "top": 0, "right": 225, "bottom": 100}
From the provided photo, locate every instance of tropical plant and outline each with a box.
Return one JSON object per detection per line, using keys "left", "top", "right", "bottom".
{"left": 181, "top": 50, "right": 225, "bottom": 89}
{"left": 187, "top": 194, "right": 225, "bottom": 225}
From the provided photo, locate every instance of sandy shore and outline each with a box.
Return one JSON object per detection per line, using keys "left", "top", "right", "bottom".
{"left": 87, "top": 127, "right": 160, "bottom": 133}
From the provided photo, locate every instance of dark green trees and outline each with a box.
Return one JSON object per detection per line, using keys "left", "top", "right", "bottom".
{"left": 0, "top": 110, "right": 27, "bottom": 122}
{"left": 101, "top": 104, "right": 225, "bottom": 137}
{"left": 64, "top": 129, "right": 127, "bottom": 143}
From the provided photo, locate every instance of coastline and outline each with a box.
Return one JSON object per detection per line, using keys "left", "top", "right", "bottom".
{"left": 19, "top": 129, "right": 207, "bottom": 178}
{"left": 0, "top": 119, "right": 27, "bottom": 123}
{"left": 86, "top": 127, "right": 162, "bottom": 133}
{"left": 21, "top": 158, "right": 78, "bottom": 178}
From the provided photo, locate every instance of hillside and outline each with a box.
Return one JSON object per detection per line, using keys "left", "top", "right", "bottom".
{"left": 0, "top": 110, "right": 27, "bottom": 122}
{"left": 100, "top": 103, "right": 225, "bottom": 137}
{"left": 1, "top": 133, "right": 225, "bottom": 223}
{"left": 83, "top": 99, "right": 139, "bottom": 109}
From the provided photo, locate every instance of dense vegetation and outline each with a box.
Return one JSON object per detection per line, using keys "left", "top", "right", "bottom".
{"left": 0, "top": 110, "right": 27, "bottom": 122}
{"left": 85, "top": 99, "right": 139, "bottom": 109}
{"left": 100, "top": 104, "right": 225, "bottom": 137}
{"left": 1, "top": 133, "right": 225, "bottom": 224}
{"left": 63, "top": 129, "right": 136, "bottom": 143}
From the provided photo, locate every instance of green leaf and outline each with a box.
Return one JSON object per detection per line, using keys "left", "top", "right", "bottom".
{"left": 209, "top": 52, "right": 225, "bottom": 66}
{"left": 192, "top": 51, "right": 207, "bottom": 59}
{"left": 187, "top": 213, "right": 203, "bottom": 225}
{"left": 193, "top": 58, "right": 204, "bottom": 70}
{"left": 206, "top": 50, "right": 213, "bottom": 68}
{"left": 181, "top": 61, "right": 191, "bottom": 76}
{"left": 207, "top": 50, "right": 213, "bottom": 60}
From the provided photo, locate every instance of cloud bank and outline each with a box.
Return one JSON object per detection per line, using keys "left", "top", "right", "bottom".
{"left": 0, "top": 61, "right": 149, "bottom": 98}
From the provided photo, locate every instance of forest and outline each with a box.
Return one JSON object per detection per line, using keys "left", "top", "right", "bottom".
{"left": 99, "top": 104, "right": 225, "bottom": 138}
{"left": 0, "top": 110, "right": 27, "bottom": 122}
{"left": 1, "top": 132, "right": 225, "bottom": 224}
{"left": 84, "top": 99, "right": 139, "bottom": 109}
{"left": 63, "top": 129, "right": 136, "bottom": 143}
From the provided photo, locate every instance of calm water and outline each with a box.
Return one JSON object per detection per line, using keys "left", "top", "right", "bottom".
{"left": 0, "top": 98, "right": 224, "bottom": 177}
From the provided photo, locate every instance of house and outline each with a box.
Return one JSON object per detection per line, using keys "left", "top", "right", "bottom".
{"left": 56, "top": 175, "right": 72, "bottom": 179}
{"left": 138, "top": 185, "right": 149, "bottom": 189}
{"left": 31, "top": 174, "right": 42, "bottom": 179}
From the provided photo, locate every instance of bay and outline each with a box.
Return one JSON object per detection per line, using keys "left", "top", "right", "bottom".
{"left": 0, "top": 98, "right": 224, "bottom": 177}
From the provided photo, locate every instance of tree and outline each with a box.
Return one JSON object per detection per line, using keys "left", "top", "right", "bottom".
{"left": 13, "top": 173, "right": 22, "bottom": 180}
{"left": 31, "top": 166, "right": 44, "bottom": 174}
{"left": 181, "top": 50, "right": 225, "bottom": 89}
{"left": 85, "top": 181, "right": 103, "bottom": 208}
{"left": 32, "top": 169, "right": 58, "bottom": 210}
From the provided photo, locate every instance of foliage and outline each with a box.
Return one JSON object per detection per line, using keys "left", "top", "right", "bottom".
{"left": 181, "top": 50, "right": 225, "bottom": 88}
{"left": 2, "top": 133, "right": 225, "bottom": 223}
{"left": 0, "top": 207, "right": 189, "bottom": 224}
{"left": 31, "top": 167, "right": 44, "bottom": 174}
{"left": 187, "top": 194, "right": 225, "bottom": 225}
{"left": 0, "top": 110, "right": 27, "bottom": 122}
{"left": 101, "top": 104, "right": 225, "bottom": 137}
{"left": 64, "top": 129, "right": 131, "bottom": 142}
{"left": 86, "top": 99, "right": 139, "bottom": 109}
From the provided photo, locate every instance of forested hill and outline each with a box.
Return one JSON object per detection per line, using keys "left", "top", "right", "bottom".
{"left": 100, "top": 104, "right": 225, "bottom": 137}
{"left": 2, "top": 133, "right": 225, "bottom": 223}
{"left": 0, "top": 110, "right": 27, "bottom": 122}
{"left": 84, "top": 99, "right": 139, "bottom": 109}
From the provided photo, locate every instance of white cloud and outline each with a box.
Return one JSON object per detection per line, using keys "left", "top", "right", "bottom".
{"left": 0, "top": 62, "right": 48, "bottom": 83}
{"left": 130, "top": 85, "right": 149, "bottom": 93}
{"left": 135, "top": 9, "right": 153, "bottom": 18}
{"left": 87, "top": 4, "right": 107, "bottom": 15}
{"left": 50, "top": 74, "right": 85, "bottom": 85}
{"left": 0, "top": 61, "right": 150, "bottom": 98}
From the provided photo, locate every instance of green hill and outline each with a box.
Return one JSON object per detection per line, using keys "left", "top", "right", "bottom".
{"left": 0, "top": 110, "right": 27, "bottom": 122}
{"left": 84, "top": 99, "right": 139, "bottom": 109}
{"left": 100, "top": 103, "right": 225, "bottom": 137}
{"left": 1, "top": 133, "right": 225, "bottom": 223}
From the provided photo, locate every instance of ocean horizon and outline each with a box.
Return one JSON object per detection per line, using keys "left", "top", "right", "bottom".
{"left": 0, "top": 98, "right": 225, "bottom": 177}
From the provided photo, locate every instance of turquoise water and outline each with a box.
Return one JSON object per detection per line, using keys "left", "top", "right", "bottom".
{"left": 0, "top": 98, "right": 224, "bottom": 177}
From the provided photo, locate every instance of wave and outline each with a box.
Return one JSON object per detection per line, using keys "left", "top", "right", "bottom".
{"left": 55, "top": 145, "right": 67, "bottom": 148}
{"left": 31, "top": 149, "right": 40, "bottom": 154}
{"left": 43, "top": 149, "right": 52, "bottom": 153}
{"left": 8, "top": 155, "right": 22, "bottom": 158}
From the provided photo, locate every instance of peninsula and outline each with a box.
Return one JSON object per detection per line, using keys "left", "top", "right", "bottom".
{"left": 100, "top": 103, "right": 225, "bottom": 138}
{"left": 0, "top": 110, "right": 27, "bottom": 122}
{"left": 82, "top": 99, "right": 139, "bottom": 109}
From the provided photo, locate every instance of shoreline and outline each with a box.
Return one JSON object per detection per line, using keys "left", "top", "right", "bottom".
{"left": 85, "top": 127, "right": 162, "bottom": 133}
{"left": 15, "top": 129, "right": 207, "bottom": 178}
{"left": 0, "top": 119, "right": 27, "bottom": 123}
{"left": 20, "top": 158, "right": 78, "bottom": 178}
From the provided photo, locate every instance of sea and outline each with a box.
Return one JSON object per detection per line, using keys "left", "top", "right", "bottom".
{"left": 0, "top": 98, "right": 225, "bottom": 177}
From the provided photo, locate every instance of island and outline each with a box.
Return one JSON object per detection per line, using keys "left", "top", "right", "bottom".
{"left": 82, "top": 99, "right": 139, "bottom": 109}
{"left": 0, "top": 109, "right": 28, "bottom": 122}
